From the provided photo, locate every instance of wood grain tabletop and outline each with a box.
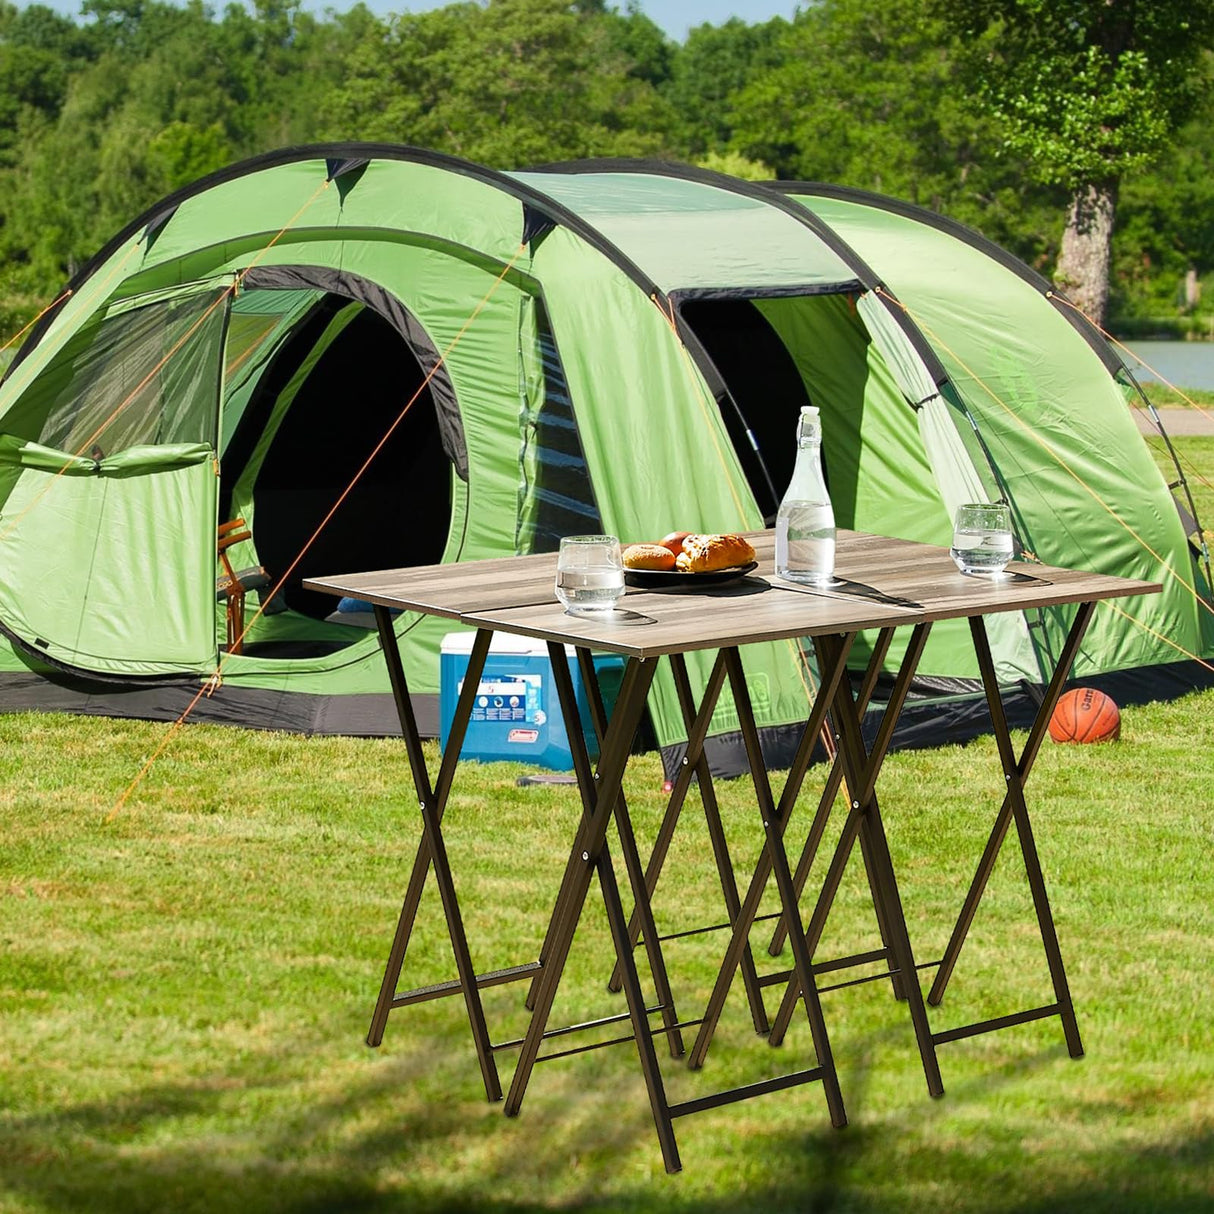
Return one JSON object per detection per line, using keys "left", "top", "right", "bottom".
{"left": 304, "top": 530, "right": 1160, "bottom": 659}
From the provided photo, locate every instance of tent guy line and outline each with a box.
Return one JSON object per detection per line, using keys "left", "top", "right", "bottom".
{"left": 0, "top": 241, "right": 143, "bottom": 403}
{"left": 0, "top": 290, "right": 73, "bottom": 358}
{"left": 1103, "top": 598, "right": 1214, "bottom": 674}
{"left": 1050, "top": 292, "right": 1214, "bottom": 543}
{"left": 1052, "top": 292, "right": 1214, "bottom": 434}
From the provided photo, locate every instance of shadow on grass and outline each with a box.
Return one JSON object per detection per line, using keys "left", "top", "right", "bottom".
{"left": 0, "top": 1037, "right": 652, "bottom": 1214}
{"left": 2, "top": 1022, "right": 1211, "bottom": 1214}
{"left": 663, "top": 1127, "right": 1214, "bottom": 1214}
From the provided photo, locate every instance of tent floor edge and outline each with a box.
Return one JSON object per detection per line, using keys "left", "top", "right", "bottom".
{"left": 0, "top": 672, "right": 433, "bottom": 738}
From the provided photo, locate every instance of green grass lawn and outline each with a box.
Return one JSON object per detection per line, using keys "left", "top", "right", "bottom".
{"left": 2, "top": 686, "right": 1212, "bottom": 1212}
{"left": 1146, "top": 436, "right": 1214, "bottom": 542}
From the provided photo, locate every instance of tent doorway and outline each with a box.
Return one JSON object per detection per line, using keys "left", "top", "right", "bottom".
{"left": 679, "top": 296, "right": 818, "bottom": 522}
{"left": 220, "top": 292, "right": 453, "bottom": 635}
{"left": 680, "top": 292, "right": 874, "bottom": 531}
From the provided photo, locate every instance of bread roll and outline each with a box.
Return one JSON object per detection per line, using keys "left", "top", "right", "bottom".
{"left": 675, "top": 534, "right": 756, "bottom": 573}
{"left": 622, "top": 543, "right": 677, "bottom": 571}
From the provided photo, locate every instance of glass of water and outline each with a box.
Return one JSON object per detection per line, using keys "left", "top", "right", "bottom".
{"left": 950, "top": 502, "right": 1014, "bottom": 575}
{"left": 555, "top": 535, "right": 625, "bottom": 613}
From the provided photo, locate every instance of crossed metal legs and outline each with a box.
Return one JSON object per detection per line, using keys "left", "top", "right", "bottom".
{"left": 606, "top": 650, "right": 771, "bottom": 1036}
{"left": 687, "top": 625, "right": 944, "bottom": 1100}
{"left": 685, "top": 635, "right": 857, "bottom": 1082}
{"left": 365, "top": 615, "right": 506, "bottom": 1101}
{"left": 365, "top": 599, "right": 1097, "bottom": 1170}
{"left": 767, "top": 627, "right": 896, "bottom": 958}
{"left": 501, "top": 654, "right": 683, "bottom": 1165}
{"left": 506, "top": 640, "right": 863, "bottom": 1170}
{"left": 761, "top": 627, "right": 944, "bottom": 1098}
{"left": 925, "top": 605, "right": 1095, "bottom": 1056}
{"left": 761, "top": 606, "right": 1094, "bottom": 1069}
{"left": 367, "top": 618, "right": 686, "bottom": 1161}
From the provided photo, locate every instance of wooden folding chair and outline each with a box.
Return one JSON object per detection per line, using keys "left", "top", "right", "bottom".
{"left": 216, "top": 518, "right": 272, "bottom": 655}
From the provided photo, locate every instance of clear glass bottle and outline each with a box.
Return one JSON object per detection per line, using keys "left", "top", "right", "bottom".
{"left": 775, "top": 405, "right": 836, "bottom": 585}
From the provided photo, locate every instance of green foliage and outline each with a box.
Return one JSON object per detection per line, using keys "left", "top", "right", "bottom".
{"left": 0, "top": 2, "right": 95, "bottom": 159}
{"left": 1111, "top": 90, "right": 1214, "bottom": 321}
{"left": 695, "top": 149, "right": 773, "bottom": 181}
{"left": 726, "top": 0, "right": 1066, "bottom": 270}
{"left": 600, "top": 1, "right": 674, "bottom": 88}
{"left": 318, "top": 0, "right": 676, "bottom": 166}
{"left": 941, "top": 0, "right": 1214, "bottom": 191}
{"left": 731, "top": 0, "right": 955, "bottom": 190}
{"left": 662, "top": 16, "right": 790, "bottom": 155}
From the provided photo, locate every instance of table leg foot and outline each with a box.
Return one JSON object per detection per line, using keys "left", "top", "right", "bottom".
{"left": 825, "top": 1072, "right": 848, "bottom": 1129}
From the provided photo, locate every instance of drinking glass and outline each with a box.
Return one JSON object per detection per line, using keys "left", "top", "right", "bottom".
{"left": 950, "top": 502, "right": 1014, "bottom": 575}
{"left": 555, "top": 535, "right": 625, "bottom": 613}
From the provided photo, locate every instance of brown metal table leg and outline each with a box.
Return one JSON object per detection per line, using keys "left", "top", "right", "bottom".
{"left": 757, "top": 628, "right": 920, "bottom": 1050}
{"left": 503, "top": 657, "right": 685, "bottom": 1172}
{"left": 603, "top": 652, "right": 770, "bottom": 1035}
{"left": 668, "top": 653, "right": 771, "bottom": 1036}
{"left": 925, "top": 610, "right": 1091, "bottom": 1058}
{"left": 605, "top": 652, "right": 730, "bottom": 991}
{"left": 928, "top": 602, "right": 1095, "bottom": 1020}
{"left": 686, "top": 634, "right": 853, "bottom": 1072}
{"left": 769, "top": 631, "right": 895, "bottom": 956}
{"left": 506, "top": 659, "right": 658, "bottom": 1064}
{"left": 826, "top": 628, "right": 944, "bottom": 1097}
{"left": 719, "top": 645, "right": 847, "bottom": 1125}
{"left": 367, "top": 613, "right": 502, "bottom": 1102}
{"left": 523, "top": 646, "right": 693, "bottom": 1059}
{"left": 764, "top": 626, "right": 944, "bottom": 1100}
{"left": 568, "top": 645, "right": 684, "bottom": 1058}
{"left": 366, "top": 622, "right": 489, "bottom": 1048}
{"left": 768, "top": 631, "right": 906, "bottom": 1000}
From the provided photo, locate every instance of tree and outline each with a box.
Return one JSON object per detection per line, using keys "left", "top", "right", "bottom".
{"left": 941, "top": 0, "right": 1214, "bottom": 327}
{"left": 664, "top": 16, "right": 788, "bottom": 156}
{"left": 724, "top": 0, "right": 1064, "bottom": 262}
{"left": 1110, "top": 88, "right": 1214, "bottom": 323}
{"left": 599, "top": 1, "right": 674, "bottom": 89}
{"left": 0, "top": 2, "right": 96, "bottom": 158}
{"left": 729, "top": 1, "right": 963, "bottom": 195}
{"left": 318, "top": 0, "right": 676, "bottom": 165}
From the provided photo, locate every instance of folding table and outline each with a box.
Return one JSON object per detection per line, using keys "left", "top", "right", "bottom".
{"left": 304, "top": 531, "right": 1157, "bottom": 1174}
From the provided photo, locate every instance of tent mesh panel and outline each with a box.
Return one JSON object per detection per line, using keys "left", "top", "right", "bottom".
{"left": 7, "top": 290, "right": 228, "bottom": 457}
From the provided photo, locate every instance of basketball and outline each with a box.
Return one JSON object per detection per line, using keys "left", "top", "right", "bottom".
{"left": 1048, "top": 688, "right": 1121, "bottom": 744}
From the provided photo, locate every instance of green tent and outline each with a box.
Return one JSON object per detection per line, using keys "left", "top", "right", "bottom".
{"left": 1, "top": 146, "right": 1210, "bottom": 770}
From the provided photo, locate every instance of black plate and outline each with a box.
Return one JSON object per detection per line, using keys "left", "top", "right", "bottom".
{"left": 624, "top": 561, "right": 759, "bottom": 589}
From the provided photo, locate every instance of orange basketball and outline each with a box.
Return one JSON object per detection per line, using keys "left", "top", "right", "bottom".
{"left": 1048, "top": 688, "right": 1121, "bottom": 744}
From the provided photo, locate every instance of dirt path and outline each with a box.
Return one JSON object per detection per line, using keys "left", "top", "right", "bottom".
{"left": 1134, "top": 406, "right": 1214, "bottom": 436}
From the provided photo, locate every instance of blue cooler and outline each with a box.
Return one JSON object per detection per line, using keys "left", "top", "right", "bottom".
{"left": 439, "top": 632, "right": 625, "bottom": 770}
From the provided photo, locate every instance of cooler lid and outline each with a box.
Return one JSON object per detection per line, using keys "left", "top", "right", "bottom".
{"left": 441, "top": 629, "right": 561, "bottom": 657}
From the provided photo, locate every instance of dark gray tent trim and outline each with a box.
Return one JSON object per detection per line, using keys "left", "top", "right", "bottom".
{"left": 0, "top": 668, "right": 431, "bottom": 736}
{"left": 241, "top": 264, "right": 468, "bottom": 479}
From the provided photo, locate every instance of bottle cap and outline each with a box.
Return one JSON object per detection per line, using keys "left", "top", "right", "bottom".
{"left": 800, "top": 405, "right": 820, "bottom": 418}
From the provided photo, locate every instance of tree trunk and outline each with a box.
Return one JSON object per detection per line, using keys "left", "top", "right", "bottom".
{"left": 1054, "top": 181, "right": 1118, "bottom": 329}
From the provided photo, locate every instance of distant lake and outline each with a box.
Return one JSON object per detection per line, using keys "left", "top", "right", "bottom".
{"left": 1120, "top": 341, "right": 1214, "bottom": 391}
